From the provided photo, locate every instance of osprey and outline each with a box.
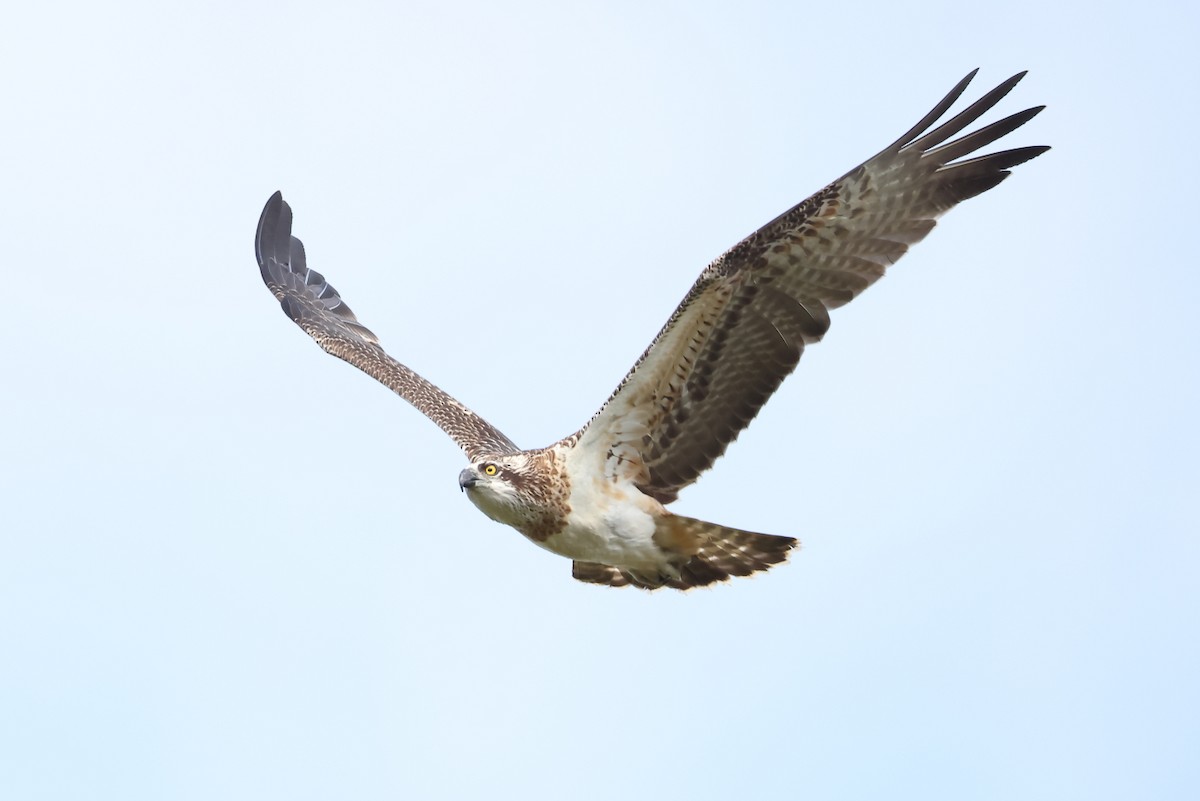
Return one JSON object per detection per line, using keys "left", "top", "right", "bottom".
{"left": 255, "top": 70, "right": 1047, "bottom": 590}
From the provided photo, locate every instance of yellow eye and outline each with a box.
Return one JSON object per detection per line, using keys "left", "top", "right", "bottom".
{"left": 483, "top": 464, "right": 498, "bottom": 476}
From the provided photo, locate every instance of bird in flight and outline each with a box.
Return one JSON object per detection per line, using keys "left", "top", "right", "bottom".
{"left": 255, "top": 70, "right": 1047, "bottom": 590}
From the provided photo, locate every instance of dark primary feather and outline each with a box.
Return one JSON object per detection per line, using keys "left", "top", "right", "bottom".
{"left": 254, "top": 193, "right": 520, "bottom": 461}
{"left": 575, "top": 70, "right": 1049, "bottom": 504}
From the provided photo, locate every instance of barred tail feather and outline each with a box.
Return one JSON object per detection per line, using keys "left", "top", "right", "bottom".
{"left": 571, "top": 516, "right": 798, "bottom": 591}
{"left": 670, "top": 517, "right": 798, "bottom": 589}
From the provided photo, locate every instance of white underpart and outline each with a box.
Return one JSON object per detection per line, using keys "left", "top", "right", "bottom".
{"left": 548, "top": 447, "right": 670, "bottom": 572}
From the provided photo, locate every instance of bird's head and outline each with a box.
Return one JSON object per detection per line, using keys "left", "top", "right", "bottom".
{"left": 458, "top": 454, "right": 538, "bottom": 527}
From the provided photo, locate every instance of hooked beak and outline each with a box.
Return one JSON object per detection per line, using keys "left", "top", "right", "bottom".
{"left": 458, "top": 468, "right": 478, "bottom": 492}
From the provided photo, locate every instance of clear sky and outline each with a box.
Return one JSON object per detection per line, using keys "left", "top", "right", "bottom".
{"left": 1, "top": 2, "right": 1196, "bottom": 799}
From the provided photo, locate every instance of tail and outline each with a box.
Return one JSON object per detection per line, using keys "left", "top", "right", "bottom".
{"left": 572, "top": 515, "right": 798, "bottom": 590}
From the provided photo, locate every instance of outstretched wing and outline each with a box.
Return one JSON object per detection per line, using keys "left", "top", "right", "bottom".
{"left": 255, "top": 192, "right": 519, "bottom": 460}
{"left": 572, "top": 70, "right": 1049, "bottom": 503}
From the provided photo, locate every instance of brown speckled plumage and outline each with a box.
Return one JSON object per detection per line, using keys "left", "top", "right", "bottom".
{"left": 254, "top": 70, "right": 1047, "bottom": 591}
{"left": 503, "top": 449, "right": 571, "bottom": 543}
{"left": 255, "top": 199, "right": 518, "bottom": 462}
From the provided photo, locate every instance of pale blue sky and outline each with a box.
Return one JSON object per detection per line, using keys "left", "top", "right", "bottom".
{"left": 1, "top": 2, "right": 1196, "bottom": 799}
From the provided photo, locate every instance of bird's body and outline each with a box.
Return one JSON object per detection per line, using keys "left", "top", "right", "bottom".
{"left": 255, "top": 70, "right": 1048, "bottom": 590}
